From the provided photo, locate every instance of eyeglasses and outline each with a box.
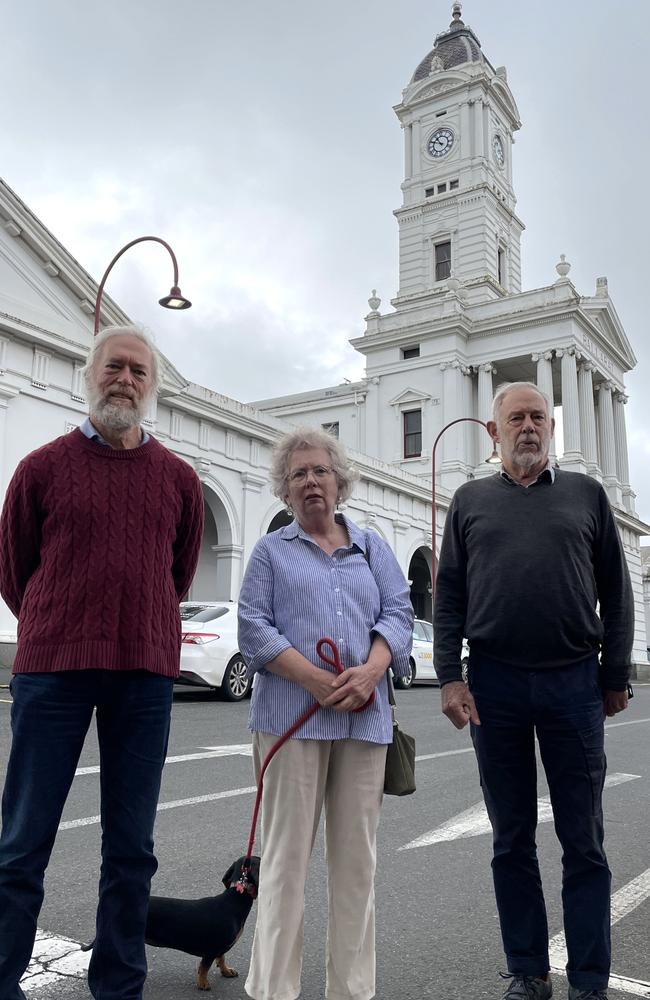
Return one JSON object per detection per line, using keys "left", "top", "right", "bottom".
{"left": 288, "top": 465, "right": 334, "bottom": 484}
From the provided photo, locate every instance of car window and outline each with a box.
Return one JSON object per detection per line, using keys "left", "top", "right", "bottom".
{"left": 413, "top": 622, "right": 427, "bottom": 641}
{"left": 180, "top": 605, "right": 231, "bottom": 623}
{"left": 422, "top": 621, "right": 433, "bottom": 642}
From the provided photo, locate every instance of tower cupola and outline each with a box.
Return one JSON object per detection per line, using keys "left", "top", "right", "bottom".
{"left": 411, "top": 2, "right": 487, "bottom": 81}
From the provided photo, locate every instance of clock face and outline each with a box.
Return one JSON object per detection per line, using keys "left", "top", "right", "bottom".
{"left": 492, "top": 134, "right": 505, "bottom": 167}
{"left": 427, "top": 127, "right": 455, "bottom": 158}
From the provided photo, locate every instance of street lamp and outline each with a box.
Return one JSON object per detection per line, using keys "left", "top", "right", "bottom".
{"left": 431, "top": 417, "right": 500, "bottom": 602}
{"left": 93, "top": 235, "right": 192, "bottom": 336}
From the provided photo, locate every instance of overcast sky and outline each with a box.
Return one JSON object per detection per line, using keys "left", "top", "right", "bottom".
{"left": 2, "top": 1, "right": 650, "bottom": 523}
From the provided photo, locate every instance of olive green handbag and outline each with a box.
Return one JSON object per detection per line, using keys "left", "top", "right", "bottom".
{"left": 383, "top": 672, "right": 416, "bottom": 796}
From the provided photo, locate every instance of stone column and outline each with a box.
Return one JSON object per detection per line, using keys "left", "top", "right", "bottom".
{"left": 613, "top": 390, "right": 635, "bottom": 512}
{"left": 556, "top": 347, "right": 584, "bottom": 472}
{"left": 460, "top": 101, "right": 471, "bottom": 158}
{"left": 404, "top": 124, "right": 412, "bottom": 179}
{"left": 577, "top": 361, "right": 600, "bottom": 477}
{"left": 0, "top": 384, "right": 19, "bottom": 498}
{"left": 472, "top": 99, "right": 482, "bottom": 157}
{"left": 412, "top": 121, "right": 421, "bottom": 171}
{"left": 475, "top": 362, "right": 496, "bottom": 477}
{"left": 439, "top": 360, "right": 468, "bottom": 492}
{"left": 532, "top": 351, "right": 556, "bottom": 463}
{"left": 211, "top": 544, "right": 244, "bottom": 601}
{"left": 595, "top": 381, "right": 619, "bottom": 503}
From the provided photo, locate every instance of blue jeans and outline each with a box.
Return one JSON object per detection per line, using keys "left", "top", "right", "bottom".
{"left": 468, "top": 651, "right": 610, "bottom": 992}
{"left": 0, "top": 669, "right": 173, "bottom": 1000}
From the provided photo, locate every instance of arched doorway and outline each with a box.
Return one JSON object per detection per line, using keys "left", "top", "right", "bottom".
{"left": 266, "top": 510, "right": 293, "bottom": 533}
{"left": 190, "top": 484, "right": 237, "bottom": 601}
{"left": 408, "top": 547, "right": 432, "bottom": 622}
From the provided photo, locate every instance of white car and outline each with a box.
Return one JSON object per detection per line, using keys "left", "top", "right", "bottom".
{"left": 178, "top": 602, "right": 251, "bottom": 701}
{"left": 394, "top": 618, "right": 469, "bottom": 689}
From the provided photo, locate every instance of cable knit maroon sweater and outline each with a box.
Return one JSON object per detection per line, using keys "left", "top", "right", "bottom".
{"left": 0, "top": 428, "right": 204, "bottom": 676}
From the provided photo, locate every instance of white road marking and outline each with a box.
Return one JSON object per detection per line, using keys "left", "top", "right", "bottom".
{"left": 605, "top": 717, "right": 650, "bottom": 730}
{"left": 20, "top": 928, "right": 90, "bottom": 992}
{"left": 58, "top": 786, "right": 257, "bottom": 831}
{"left": 549, "top": 867, "right": 650, "bottom": 997}
{"left": 399, "top": 773, "right": 640, "bottom": 851}
{"left": 416, "top": 747, "right": 475, "bottom": 762}
{"left": 74, "top": 744, "right": 253, "bottom": 776}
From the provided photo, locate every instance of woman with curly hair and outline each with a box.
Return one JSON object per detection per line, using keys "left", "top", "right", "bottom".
{"left": 238, "top": 426, "right": 413, "bottom": 1000}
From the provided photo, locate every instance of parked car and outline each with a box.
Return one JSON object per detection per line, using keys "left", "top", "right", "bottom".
{"left": 178, "top": 601, "right": 251, "bottom": 701}
{"left": 394, "top": 618, "right": 469, "bottom": 689}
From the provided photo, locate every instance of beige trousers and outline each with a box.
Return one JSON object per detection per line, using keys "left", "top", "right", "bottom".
{"left": 244, "top": 733, "right": 387, "bottom": 1000}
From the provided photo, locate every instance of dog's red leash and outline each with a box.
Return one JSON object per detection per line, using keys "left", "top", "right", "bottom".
{"left": 240, "top": 638, "right": 374, "bottom": 881}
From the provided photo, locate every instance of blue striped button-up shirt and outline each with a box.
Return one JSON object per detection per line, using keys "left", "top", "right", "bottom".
{"left": 238, "top": 515, "right": 413, "bottom": 743}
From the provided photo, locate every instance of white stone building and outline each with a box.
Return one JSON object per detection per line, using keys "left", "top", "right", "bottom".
{"left": 255, "top": 4, "right": 650, "bottom": 676}
{"left": 0, "top": 3, "right": 648, "bottom": 677}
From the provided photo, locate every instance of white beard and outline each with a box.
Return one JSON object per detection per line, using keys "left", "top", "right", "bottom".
{"left": 86, "top": 384, "right": 148, "bottom": 431}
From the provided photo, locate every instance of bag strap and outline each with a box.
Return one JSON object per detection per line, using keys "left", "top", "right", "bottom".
{"left": 386, "top": 669, "right": 397, "bottom": 706}
{"left": 362, "top": 536, "right": 397, "bottom": 714}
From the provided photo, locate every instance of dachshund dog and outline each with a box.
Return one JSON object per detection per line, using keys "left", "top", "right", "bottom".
{"left": 145, "top": 855, "right": 261, "bottom": 991}
{"left": 82, "top": 856, "right": 260, "bottom": 992}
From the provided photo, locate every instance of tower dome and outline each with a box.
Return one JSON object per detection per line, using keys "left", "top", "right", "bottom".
{"left": 411, "top": 3, "right": 487, "bottom": 82}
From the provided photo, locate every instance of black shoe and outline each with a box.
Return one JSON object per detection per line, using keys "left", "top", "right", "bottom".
{"left": 567, "top": 989, "right": 608, "bottom": 999}
{"left": 500, "top": 973, "right": 553, "bottom": 999}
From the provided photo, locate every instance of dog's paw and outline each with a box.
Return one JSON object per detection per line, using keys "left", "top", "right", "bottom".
{"left": 220, "top": 965, "right": 238, "bottom": 979}
{"left": 196, "top": 977, "right": 211, "bottom": 991}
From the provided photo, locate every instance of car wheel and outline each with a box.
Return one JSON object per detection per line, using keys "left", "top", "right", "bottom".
{"left": 394, "top": 661, "right": 415, "bottom": 690}
{"left": 221, "top": 655, "right": 252, "bottom": 702}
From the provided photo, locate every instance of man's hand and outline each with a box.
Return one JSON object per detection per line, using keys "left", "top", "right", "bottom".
{"left": 603, "top": 689, "right": 628, "bottom": 718}
{"left": 441, "top": 680, "right": 481, "bottom": 730}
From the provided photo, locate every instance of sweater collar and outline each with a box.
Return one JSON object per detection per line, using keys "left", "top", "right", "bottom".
{"left": 73, "top": 426, "right": 157, "bottom": 458}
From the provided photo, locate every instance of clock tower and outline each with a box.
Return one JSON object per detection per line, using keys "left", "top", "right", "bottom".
{"left": 394, "top": 2, "right": 524, "bottom": 304}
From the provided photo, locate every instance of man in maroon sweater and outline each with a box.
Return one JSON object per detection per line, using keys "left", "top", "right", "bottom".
{"left": 0, "top": 326, "right": 204, "bottom": 1000}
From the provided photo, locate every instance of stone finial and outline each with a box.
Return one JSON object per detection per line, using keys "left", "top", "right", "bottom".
{"left": 555, "top": 253, "right": 571, "bottom": 279}
{"left": 596, "top": 276, "right": 608, "bottom": 297}
{"left": 367, "top": 289, "right": 381, "bottom": 315}
{"left": 451, "top": 2, "right": 463, "bottom": 23}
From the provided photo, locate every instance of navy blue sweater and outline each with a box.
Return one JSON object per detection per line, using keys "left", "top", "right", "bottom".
{"left": 433, "top": 470, "right": 634, "bottom": 690}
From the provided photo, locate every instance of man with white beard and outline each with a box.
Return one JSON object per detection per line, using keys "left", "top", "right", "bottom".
{"left": 0, "top": 326, "right": 204, "bottom": 1000}
{"left": 433, "top": 382, "right": 633, "bottom": 1000}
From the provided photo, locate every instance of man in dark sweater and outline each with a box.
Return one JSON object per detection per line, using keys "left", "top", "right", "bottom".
{"left": 0, "top": 325, "right": 204, "bottom": 1000}
{"left": 434, "top": 382, "right": 633, "bottom": 1000}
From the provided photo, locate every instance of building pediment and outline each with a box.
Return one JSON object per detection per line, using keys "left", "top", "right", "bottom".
{"left": 0, "top": 178, "right": 129, "bottom": 343}
{"left": 388, "top": 387, "right": 433, "bottom": 407}
{"left": 489, "top": 76, "right": 521, "bottom": 128}
{"left": 580, "top": 296, "right": 637, "bottom": 371}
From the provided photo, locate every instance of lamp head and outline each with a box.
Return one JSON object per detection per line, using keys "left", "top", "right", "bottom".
{"left": 485, "top": 447, "right": 501, "bottom": 465}
{"left": 159, "top": 285, "right": 192, "bottom": 310}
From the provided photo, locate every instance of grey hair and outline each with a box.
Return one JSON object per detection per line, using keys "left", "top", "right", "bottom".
{"left": 270, "top": 426, "right": 359, "bottom": 503}
{"left": 492, "top": 381, "right": 552, "bottom": 421}
{"left": 81, "top": 325, "right": 162, "bottom": 393}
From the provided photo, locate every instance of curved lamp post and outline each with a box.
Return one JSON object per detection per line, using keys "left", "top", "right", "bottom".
{"left": 431, "top": 417, "right": 500, "bottom": 603}
{"left": 93, "top": 236, "right": 192, "bottom": 336}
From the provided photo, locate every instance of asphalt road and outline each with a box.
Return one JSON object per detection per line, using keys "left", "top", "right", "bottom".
{"left": 0, "top": 678, "right": 648, "bottom": 1000}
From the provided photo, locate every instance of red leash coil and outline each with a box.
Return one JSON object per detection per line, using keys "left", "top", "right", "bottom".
{"left": 244, "top": 638, "right": 375, "bottom": 863}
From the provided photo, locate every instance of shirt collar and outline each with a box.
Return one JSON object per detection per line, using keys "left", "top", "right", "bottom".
{"left": 500, "top": 461, "right": 556, "bottom": 487}
{"left": 281, "top": 512, "right": 367, "bottom": 553}
{"left": 80, "top": 416, "right": 149, "bottom": 447}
